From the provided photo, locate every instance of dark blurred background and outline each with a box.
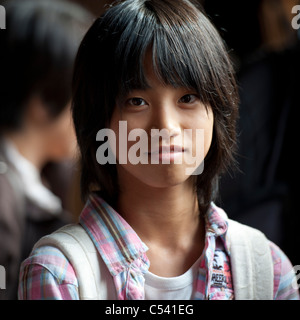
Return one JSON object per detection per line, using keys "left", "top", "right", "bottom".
{"left": 202, "top": 0, "right": 300, "bottom": 267}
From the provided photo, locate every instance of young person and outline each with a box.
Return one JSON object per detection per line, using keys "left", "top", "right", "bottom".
{"left": 18, "top": 0, "right": 299, "bottom": 300}
{"left": 0, "top": 0, "right": 92, "bottom": 299}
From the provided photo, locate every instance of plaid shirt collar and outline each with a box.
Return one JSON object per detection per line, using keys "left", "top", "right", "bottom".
{"left": 205, "top": 202, "right": 230, "bottom": 254}
{"left": 79, "top": 192, "right": 229, "bottom": 299}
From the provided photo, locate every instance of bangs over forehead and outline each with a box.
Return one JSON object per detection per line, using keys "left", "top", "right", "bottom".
{"left": 99, "top": 0, "right": 231, "bottom": 104}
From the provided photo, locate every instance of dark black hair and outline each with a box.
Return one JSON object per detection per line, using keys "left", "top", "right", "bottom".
{"left": 72, "top": 0, "right": 239, "bottom": 216}
{"left": 0, "top": 0, "right": 93, "bottom": 131}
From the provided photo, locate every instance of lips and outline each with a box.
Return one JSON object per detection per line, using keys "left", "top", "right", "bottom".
{"left": 148, "top": 145, "right": 185, "bottom": 154}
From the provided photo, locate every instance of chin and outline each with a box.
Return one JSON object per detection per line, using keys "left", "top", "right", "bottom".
{"left": 120, "top": 163, "right": 193, "bottom": 189}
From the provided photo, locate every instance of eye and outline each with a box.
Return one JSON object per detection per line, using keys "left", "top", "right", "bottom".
{"left": 179, "top": 94, "right": 198, "bottom": 104}
{"left": 127, "top": 97, "right": 147, "bottom": 107}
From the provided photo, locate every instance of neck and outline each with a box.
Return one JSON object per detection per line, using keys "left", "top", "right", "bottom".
{"left": 116, "top": 169, "right": 205, "bottom": 276}
{"left": 116, "top": 171, "right": 203, "bottom": 249}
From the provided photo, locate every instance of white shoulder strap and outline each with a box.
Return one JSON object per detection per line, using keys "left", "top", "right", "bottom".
{"left": 33, "top": 224, "right": 102, "bottom": 300}
{"left": 228, "top": 219, "right": 274, "bottom": 300}
{"left": 34, "top": 220, "right": 274, "bottom": 300}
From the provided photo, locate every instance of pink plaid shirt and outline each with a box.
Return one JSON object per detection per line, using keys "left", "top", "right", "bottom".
{"left": 18, "top": 193, "right": 299, "bottom": 300}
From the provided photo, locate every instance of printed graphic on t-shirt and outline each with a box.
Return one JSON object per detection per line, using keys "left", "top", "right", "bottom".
{"left": 211, "top": 249, "right": 233, "bottom": 290}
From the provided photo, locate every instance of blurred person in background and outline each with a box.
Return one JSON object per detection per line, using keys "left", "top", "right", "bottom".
{"left": 0, "top": 0, "right": 93, "bottom": 299}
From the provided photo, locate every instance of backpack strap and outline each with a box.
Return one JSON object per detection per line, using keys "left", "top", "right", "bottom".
{"left": 33, "top": 220, "right": 275, "bottom": 300}
{"left": 228, "top": 219, "right": 274, "bottom": 300}
{"left": 33, "top": 224, "right": 102, "bottom": 300}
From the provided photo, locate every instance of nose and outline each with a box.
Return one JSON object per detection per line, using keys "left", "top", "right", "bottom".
{"left": 150, "top": 101, "right": 181, "bottom": 140}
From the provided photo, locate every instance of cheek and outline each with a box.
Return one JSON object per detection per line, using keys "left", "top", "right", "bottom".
{"left": 189, "top": 109, "right": 214, "bottom": 157}
{"left": 109, "top": 111, "right": 150, "bottom": 162}
{"left": 109, "top": 115, "right": 125, "bottom": 162}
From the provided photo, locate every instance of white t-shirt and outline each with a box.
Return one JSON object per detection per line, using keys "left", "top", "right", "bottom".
{"left": 144, "top": 256, "right": 201, "bottom": 300}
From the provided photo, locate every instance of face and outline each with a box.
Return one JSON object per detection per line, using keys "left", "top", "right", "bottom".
{"left": 109, "top": 58, "right": 214, "bottom": 189}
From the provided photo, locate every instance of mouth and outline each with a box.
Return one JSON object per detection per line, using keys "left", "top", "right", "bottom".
{"left": 146, "top": 145, "right": 185, "bottom": 162}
